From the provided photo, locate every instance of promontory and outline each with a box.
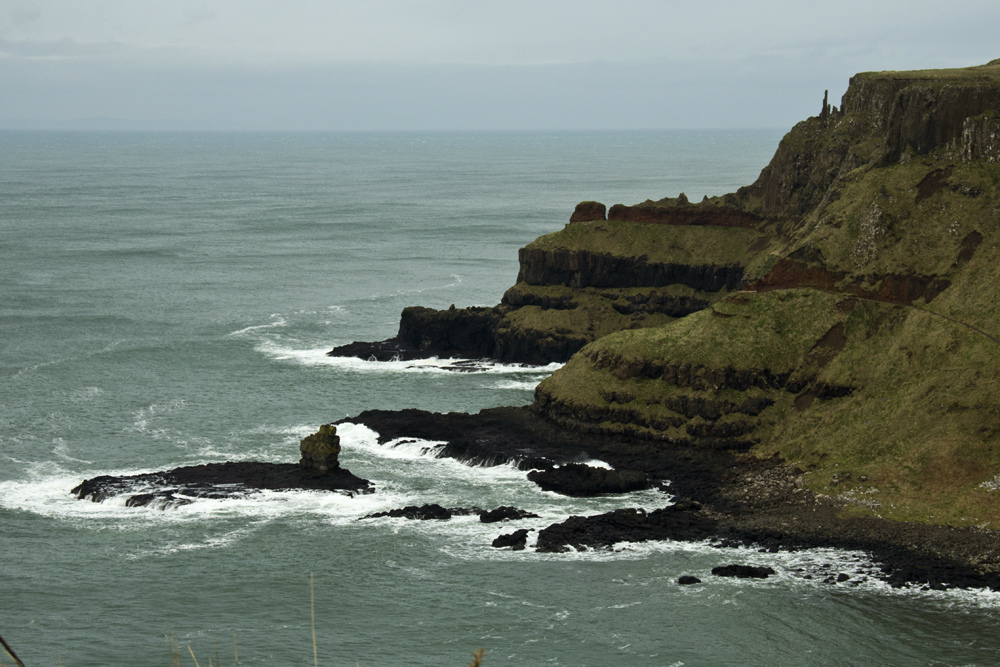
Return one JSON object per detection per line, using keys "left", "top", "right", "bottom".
{"left": 334, "top": 61, "right": 1000, "bottom": 588}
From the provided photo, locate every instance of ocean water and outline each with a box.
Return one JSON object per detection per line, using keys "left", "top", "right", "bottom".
{"left": 3, "top": 129, "right": 1000, "bottom": 667}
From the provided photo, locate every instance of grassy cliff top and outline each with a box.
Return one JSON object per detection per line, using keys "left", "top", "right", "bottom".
{"left": 526, "top": 219, "right": 766, "bottom": 266}
{"left": 855, "top": 60, "right": 1000, "bottom": 82}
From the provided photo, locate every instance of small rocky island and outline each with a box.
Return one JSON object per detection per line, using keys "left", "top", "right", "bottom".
{"left": 72, "top": 424, "right": 372, "bottom": 508}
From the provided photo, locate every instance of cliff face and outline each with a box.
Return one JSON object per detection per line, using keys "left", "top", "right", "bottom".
{"left": 516, "top": 247, "right": 744, "bottom": 291}
{"left": 355, "top": 63, "right": 1000, "bottom": 374}
{"left": 739, "top": 63, "right": 1000, "bottom": 217}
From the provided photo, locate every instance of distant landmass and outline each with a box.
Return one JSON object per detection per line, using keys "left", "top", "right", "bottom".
{"left": 0, "top": 116, "right": 239, "bottom": 131}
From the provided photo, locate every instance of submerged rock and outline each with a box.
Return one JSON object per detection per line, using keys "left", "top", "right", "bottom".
{"left": 479, "top": 506, "right": 540, "bottom": 523}
{"left": 362, "top": 504, "right": 539, "bottom": 522}
{"left": 711, "top": 565, "right": 776, "bottom": 579}
{"left": 362, "top": 504, "right": 478, "bottom": 521}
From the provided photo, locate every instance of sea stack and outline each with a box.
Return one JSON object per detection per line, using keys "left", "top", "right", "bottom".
{"left": 299, "top": 423, "right": 341, "bottom": 474}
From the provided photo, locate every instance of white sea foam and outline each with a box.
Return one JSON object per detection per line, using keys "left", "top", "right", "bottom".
{"left": 0, "top": 459, "right": 416, "bottom": 529}
{"left": 126, "top": 399, "right": 187, "bottom": 433}
{"left": 256, "top": 340, "right": 563, "bottom": 375}
{"left": 52, "top": 438, "right": 93, "bottom": 465}
{"left": 490, "top": 379, "right": 544, "bottom": 391}
{"left": 69, "top": 386, "right": 104, "bottom": 402}
{"left": 227, "top": 315, "right": 288, "bottom": 337}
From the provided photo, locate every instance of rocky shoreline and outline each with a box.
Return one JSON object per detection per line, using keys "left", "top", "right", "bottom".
{"left": 70, "top": 401, "right": 1000, "bottom": 590}
{"left": 343, "top": 406, "right": 1000, "bottom": 591}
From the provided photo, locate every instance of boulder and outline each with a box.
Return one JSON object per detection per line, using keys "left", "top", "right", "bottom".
{"left": 492, "top": 528, "right": 531, "bottom": 550}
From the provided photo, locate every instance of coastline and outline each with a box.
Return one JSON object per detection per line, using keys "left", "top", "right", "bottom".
{"left": 342, "top": 405, "right": 1000, "bottom": 591}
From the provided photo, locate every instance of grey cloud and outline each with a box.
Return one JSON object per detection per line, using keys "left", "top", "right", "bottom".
{"left": 5, "top": 2, "right": 41, "bottom": 26}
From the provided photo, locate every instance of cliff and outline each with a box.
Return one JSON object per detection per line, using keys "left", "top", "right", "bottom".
{"left": 533, "top": 61, "right": 1000, "bottom": 528}
{"left": 331, "top": 61, "right": 1000, "bottom": 530}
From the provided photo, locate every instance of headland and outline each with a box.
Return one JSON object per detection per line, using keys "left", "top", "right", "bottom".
{"left": 330, "top": 61, "right": 1000, "bottom": 588}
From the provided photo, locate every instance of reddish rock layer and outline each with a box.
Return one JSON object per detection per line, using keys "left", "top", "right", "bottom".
{"left": 569, "top": 201, "right": 607, "bottom": 222}
{"left": 751, "top": 259, "right": 951, "bottom": 305}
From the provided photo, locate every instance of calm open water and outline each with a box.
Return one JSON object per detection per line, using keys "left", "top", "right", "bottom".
{"left": 3, "top": 130, "right": 1000, "bottom": 667}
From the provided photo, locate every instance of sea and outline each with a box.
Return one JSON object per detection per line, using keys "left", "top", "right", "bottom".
{"left": 3, "top": 130, "right": 1000, "bottom": 667}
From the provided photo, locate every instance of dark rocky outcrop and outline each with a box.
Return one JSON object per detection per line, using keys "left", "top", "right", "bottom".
{"left": 492, "top": 529, "right": 531, "bottom": 550}
{"left": 527, "top": 463, "right": 649, "bottom": 496}
{"left": 362, "top": 504, "right": 478, "bottom": 521}
{"left": 711, "top": 565, "right": 776, "bottom": 579}
{"left": 342, "top": 405, "right": 1000, "bottom": 588}
{"left": 397, "top": 306, "right": 500, "bottom": 358}
{"left": 479, "top": 506, "right": 540, "bottom": 523}
{"left": 73, "top": 425, "right": 374, "bottom": 508}
{"left": 678, "top": 575, "right": 702, "bottom": 585}
{"left": 71, "top": 461, "right": 372, "bottom": 508}
{"left": 361, "top": 504, "right": 539, "bottom": 522}
{"left": 535, "top": 501, "right": 715, "bottom": 553}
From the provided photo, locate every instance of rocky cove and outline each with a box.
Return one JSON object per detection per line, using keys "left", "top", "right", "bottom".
{"left": 74, "top": 61, "right": 1000, "bottom": 591}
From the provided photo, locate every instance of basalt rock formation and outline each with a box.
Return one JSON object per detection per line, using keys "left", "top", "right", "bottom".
{"left": 71, "top": 461, "right": 372, "bottom": 509}
{"left": 299, "top": 423, "right": 341, "bottom": 474}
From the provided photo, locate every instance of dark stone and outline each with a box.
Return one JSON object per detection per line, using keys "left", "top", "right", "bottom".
{"left": 492, "top": 528, "right": 531, "bottom": 550}
{"left": 678, "top": 575, "right": 702, "bottom": 585}
{"left": 480, "top": 506, "right": 540, "bottom": 523}
{"left": 711, "top": 565, "right": 777, "bottom": 579}
{"left": 527, "top": 464, "right": 649, "bottom": 496}
{"left": 535, "top": 500, "right": 715, "bottom": 553}
{"left": 363, "top": 503, "right": 461, "bottom": 520}
{"left": 837, "top": 573, "right": 851, "bottom": 583}
{"left": 397, "top": 306, "right": 499, "bottom": 358}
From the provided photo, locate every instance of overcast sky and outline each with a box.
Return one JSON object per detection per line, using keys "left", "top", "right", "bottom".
{"left": 1, "top": 0, "right": 997, "bottom": 130}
